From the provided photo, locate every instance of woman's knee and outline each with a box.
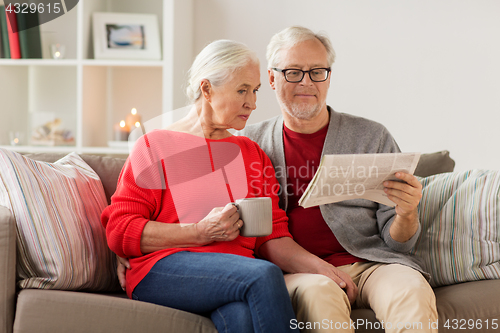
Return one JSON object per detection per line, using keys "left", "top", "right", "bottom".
{"left": 244, "top": 260, "right": 291, "bottom": 301}
{"left": 211, "top": 302, "right": 253, "bottom": 333}
{"left": 248, "top": 259, "right": 284, "bottom": 282}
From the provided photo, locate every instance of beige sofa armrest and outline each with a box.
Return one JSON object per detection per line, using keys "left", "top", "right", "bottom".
{"left": 0, "top": 206, "right": 16, "bottom": 333}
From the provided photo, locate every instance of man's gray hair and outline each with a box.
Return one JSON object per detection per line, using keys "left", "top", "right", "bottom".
{"left": 266, "top": 26, "right": 336, "bottom": 69}
{"left": 186, "top": 40, "right": 259, "bottom": 103}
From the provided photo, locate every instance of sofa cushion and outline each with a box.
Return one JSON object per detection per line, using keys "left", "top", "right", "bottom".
{"left": 412, "top": 170, "right": 500, "bottom": 287}
{"left": 434, "top": 280, "right": 500, "bottom": 331}
{"left": 414, "top": 150, "right": 455, "bottom": 177}
{"left": 79, "top": 155, "right": 127, "bottom": 204}
{"left": 22, "top": 153, "right": 127, "bottom": 204}
{"left": 0, "top": 149, "right": 119, "bottom": 291}
{"left": 14, "top": 289, "right": 217, "bottom": 333}
{"left": 0, "top": 205, "right": 16, "bottom": 333}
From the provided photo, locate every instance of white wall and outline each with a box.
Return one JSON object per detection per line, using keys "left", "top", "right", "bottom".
{"left": 192, "top": 0, "right": 500, "bottom": 171}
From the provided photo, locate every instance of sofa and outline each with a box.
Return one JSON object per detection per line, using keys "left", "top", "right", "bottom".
{"left": 1, "top": 150, "right": 499, "bottom": 333}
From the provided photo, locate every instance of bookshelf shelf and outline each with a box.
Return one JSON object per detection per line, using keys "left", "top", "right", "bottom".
{"left": 81, "top": 59, "right": 164, "bottom": 67}
{"left": 0, "top": 0, "right": 193, "bottom": 156}
{"left": 0, "top": 145, "right": 129, "bottom": 155}
{"left": 0, "top": 59, "right": 79, "bottom": 66}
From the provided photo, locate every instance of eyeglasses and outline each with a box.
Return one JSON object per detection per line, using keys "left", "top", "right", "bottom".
{"left": 272, "top": 67, "right": 331, "bottom": 83}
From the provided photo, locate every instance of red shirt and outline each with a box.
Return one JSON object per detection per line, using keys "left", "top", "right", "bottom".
{"left": 102, "top": 130, "right": 292, "bottom": 298}
{"left": 283, "top": 123, "right": 363, "bottom": 267}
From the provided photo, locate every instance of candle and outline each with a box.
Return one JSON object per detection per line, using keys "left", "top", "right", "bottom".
{"left": 9, "top": 131, "right": 24, "bottom": 146}
{"left": 126, "top": 108, "right": 142, "bottom": 129}
{"left": 50, "top": 44, "right": 66, "bottom": 60}
{"left": 114, "top": 120, "right": 129, "bottom": 141}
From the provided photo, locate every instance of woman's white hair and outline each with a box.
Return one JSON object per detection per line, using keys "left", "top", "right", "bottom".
{"left": 186, "top": 39, "right": 259, "bottom": 103}
{"left": 266, "top": 26, "right": 336, "bottom": 69}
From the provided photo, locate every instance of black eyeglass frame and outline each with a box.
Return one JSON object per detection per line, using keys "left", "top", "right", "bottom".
{"left": 272, "top": 67, "right": 331, "bottom": 83}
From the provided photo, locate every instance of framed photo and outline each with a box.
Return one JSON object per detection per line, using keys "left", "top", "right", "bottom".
{"left": 93, "top": 13, "right": 161, "bottom": 60}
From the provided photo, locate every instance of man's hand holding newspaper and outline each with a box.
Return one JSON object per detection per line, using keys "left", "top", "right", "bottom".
{"left": 298, "top": 153, "right": 421, "bottom": 208}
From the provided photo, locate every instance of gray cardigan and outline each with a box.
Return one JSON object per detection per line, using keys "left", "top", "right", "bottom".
{"left": 239, "top": 107, "right": 427, "bottom": 278}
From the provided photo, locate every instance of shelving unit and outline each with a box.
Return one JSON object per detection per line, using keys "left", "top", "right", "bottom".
{"left": 0, "top": 0, "right": 193, "bottom": 155}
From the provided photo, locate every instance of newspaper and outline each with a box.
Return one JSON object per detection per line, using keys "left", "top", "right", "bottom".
{"left": 298, "top": 153, "right": 421, "bottom": 208}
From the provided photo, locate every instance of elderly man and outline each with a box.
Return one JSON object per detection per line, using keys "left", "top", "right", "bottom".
{"left": 239, "top": 26, "right": 437, "bottom": 333}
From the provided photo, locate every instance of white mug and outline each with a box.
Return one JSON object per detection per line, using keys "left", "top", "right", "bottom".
{"left": 233, "top": 197, "right": 272, "bottom": 237}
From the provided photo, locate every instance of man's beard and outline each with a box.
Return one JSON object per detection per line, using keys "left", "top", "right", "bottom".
{"left": 278, "top": 98, "right": 322, "bottom": 120}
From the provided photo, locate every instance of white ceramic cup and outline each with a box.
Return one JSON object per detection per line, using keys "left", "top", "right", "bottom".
{"left": 233, "top": 197, "right": 272, "bottom": 237}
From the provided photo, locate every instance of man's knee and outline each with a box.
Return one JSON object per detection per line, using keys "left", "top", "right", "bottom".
{"left": 285, "top": 274, "right": 353, "bottom": 331}
{"left": 365, "top": 264, "right": 435, "bottom": 305}
{"left": 285, "top": 273, "right": 348, "bottom": 303}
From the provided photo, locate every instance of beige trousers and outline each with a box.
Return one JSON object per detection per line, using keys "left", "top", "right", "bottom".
{"left": 285, "top": 263, "right": 438, "bottom": 333}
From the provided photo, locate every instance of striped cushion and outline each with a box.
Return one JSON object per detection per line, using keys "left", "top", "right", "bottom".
{"left": 0, "top": 149, "right": 118, "bottom": 291}
{"left": 412, "top": 170, "right": 500, "bottom": 287}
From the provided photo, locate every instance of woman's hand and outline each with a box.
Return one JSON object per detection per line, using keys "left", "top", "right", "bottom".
{"left": 258, "top": 237, "right": 358, "bottom": 305}
{"left": 195, "top": 203, "right": 243, "bottom": 243}
{"left": 120, "top": 203, "right": 241, "bottom": 284}
{"left": 315, "top": 262, "right": 358, "bottom": 305}
{"left": 116, "top": 255, "right": 130, "bottom": 291}
{"left": 139, "top": 203, "right": 242, "bottom": 254}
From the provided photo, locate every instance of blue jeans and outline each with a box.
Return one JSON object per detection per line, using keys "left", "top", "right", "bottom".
{"left": 132, "top": 252, "right": 298, "bottom": 333}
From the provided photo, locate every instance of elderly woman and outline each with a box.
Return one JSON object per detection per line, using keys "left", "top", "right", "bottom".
{"left": 102, "top": 40, "right": 299, "bottom": 333}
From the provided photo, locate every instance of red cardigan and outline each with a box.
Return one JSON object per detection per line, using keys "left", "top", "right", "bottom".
{"left": 102, "top": 130, "right": 292, "bottom": 298}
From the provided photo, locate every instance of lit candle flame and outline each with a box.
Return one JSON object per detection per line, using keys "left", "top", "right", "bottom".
{"left": 135, "top": 121, "right": 141, "bottom": 128}
{"left": 120, "top": 120, "right": 126, "bottom": 128}
{"left": 131, "top": 108, "right": 137, "bottom": 115}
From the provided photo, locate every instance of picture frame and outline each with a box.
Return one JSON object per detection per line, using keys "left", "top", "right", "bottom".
{"left": 92, "top": 12, "right": 161, "bottom": 60}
